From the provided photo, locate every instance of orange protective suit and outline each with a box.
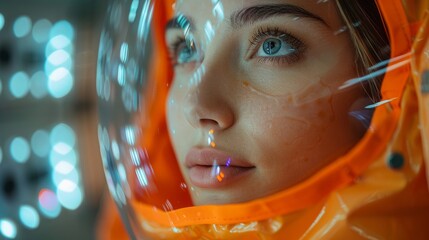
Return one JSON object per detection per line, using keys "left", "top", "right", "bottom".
{"left": 97, "top": 0, "right": 429, "bottom": 239}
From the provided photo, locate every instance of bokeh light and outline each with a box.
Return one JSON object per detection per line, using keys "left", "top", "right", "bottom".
{"left": 0, "top": 13, "right": 5, "bottom": 32}
{"left": 13, "top": 16, "right": 32, "bottom": 38}
{"left": 31, "top": 130, "right": 50, "bottom": 157}
{"left": 120, "top": 42, "right": 128, "bottom": 63}
{"left": 53, "top": 142, "right": 72, "bottom": 155}
{"left": 50, "top": 20, "right": 74, "bottom": 40}
{"left": 30, "top": 71, "right": 48, "bottom": 99}
{"left": 9, "top": 72, "right": 30, "bottom": 98}
{"left": 47, "top": 49, "right": 71, "bottom": 67}
{"left": 58, "top": 179, "right": 78, "bottom": 193}
{"left": 54, "top": 160, "right": 75, "bottom": 175}
{"left": 53, "top": 165, "right": 79, "bottom": 187}
{"left": 19, "top": 205, "right": 40, "bottom": 229}
{"left": 45, "top": 39, "right": 73, "bottom": 59}
{"left": 47, "top": 67, "right": 73, "bottom": 98}
{"left": 32, "top": 19, "right": 52, "bottom": 43}
{"left": 10, "top": 137, "right": 30, "bottom": 163}
{"left": 56, "top": 186, "right": 83, "bottom": 210}
{"left": 128, "top": 0, "right": 139, "bottom": 22}
{"left": 0, "top": 219, "right": 17, "bottom": 239}
{"left": 111, "top": 140, "right": 120, "bottom": 161}
{"left": 38, "top": 189, "right": 61, "bottom": 218}
{"left": 50, "top": 123, "right": 76, "bottom": 147}
{"left": 49, "top": 35, "right": 71, "bottom": 50}
{"left": 49, "top": 148, "right": 77, "bottom": 168}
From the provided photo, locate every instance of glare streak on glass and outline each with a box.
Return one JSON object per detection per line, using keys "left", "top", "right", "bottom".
{"left": 208, "top": 129, "right": 215, "bottom": 147}
{"left": 111, "top": 140, "right": 120, "bottom": 160}
{"left": 350, "top": 226, "right": 379, "bottom": 240}
{"left": 364, "top": 98, "right": 398, "bottom": 109}
{"left": 129, "top": 0, "right": 140, "bottom": 23}
{"left": 334, "top": 25, "right": 348, "bottom": 35}
{"left": 137, "top": 0, "right": 154, "bottom": 42}
{"left": 212, "top": 0, "right": 225, "bottom": 22}
{"left": 120, "top": 42, "right": 129, "bottom": 63}
{"left": 118, "top": 64, "right": 126, "bottom": 86}
{"left": 124, "top": 126, "right": 136, "bottom": 145}
{"left": 339, "top": 59, "right": 411, "bottom": 90}
{"left": 135, "top": 167, "right": 149, "bottom": 187}
{"left": 368, "top": 52, "right": 411, "bottom": 71}
{"left": 189, "top": 64, "right": 205, "bottom": 87}
{"left": 130, "top": 148, "right": 140, "bottom": 166}
{"left": 204, "top": 21, "right": 215, "bottom": 44}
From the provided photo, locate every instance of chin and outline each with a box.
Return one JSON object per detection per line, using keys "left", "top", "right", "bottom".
{"left": 191, "top": 190, "right": 256, "bottom": 206}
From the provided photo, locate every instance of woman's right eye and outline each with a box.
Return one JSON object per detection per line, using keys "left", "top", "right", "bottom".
{"left": 169, "top": 37, "right": 199, "bottom": 66}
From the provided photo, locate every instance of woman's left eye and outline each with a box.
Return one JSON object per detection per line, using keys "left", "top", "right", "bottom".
{"left": 249, "top": 27, "right": 304, "bottom": 64}
{"left": 258, "top": 37, "right": 296, "bottom": 57}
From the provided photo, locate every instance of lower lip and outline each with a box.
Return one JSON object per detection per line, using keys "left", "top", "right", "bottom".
{"left": 188, "top": 165, "right": 254, "bottom": 188}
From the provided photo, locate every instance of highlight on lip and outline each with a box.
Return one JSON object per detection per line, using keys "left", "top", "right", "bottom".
{"left": 185, "top": 147, "right": 255, "bottom": 188}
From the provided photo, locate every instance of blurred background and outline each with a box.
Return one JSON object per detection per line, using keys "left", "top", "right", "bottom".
{"left": 0, "top": 0, "right": 110, "bottom": 239}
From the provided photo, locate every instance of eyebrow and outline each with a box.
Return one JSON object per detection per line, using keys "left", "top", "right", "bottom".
{"left": 230, "top": 4, "right": 326, "bottom": 29}
{"left": 165, "top": 4, "right": 326, "bottom": 32}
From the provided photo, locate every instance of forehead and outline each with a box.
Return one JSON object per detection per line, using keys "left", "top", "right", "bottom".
{"left": 174, "top": 0, "right": 343, "bottom": 30}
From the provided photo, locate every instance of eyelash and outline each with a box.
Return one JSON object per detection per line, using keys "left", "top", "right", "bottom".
{"left": 168, "top": 36, "right": 190, "bottom": 66}
{"left": 249, "top": 26, "right": 305, "bottom": 65}
{"left": 167, "top": 27, "right": 305, "bottom": 66}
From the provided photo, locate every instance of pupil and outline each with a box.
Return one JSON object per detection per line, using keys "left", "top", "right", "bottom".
{"left": 263, "top": 38, "right": 281, "bottom": 55}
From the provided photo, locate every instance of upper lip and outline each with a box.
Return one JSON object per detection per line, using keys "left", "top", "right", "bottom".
{"left": 185, "top": 147, "right": 254, "bottom": 168}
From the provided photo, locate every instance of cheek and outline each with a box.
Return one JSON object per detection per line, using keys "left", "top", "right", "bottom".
{"left": 249, "top": 96, "right": 334, "bottom": 151}
{"left": 166, "top": 83, "right": 190, "bottom": 155}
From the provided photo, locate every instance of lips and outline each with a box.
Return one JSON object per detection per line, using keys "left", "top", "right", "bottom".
{"left": 185, "top": 147, "right": 255, "bottom": 188}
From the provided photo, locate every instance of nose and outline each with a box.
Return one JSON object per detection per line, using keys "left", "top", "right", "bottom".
{"left": 183, "top": 65, "right": 235, "bottom": 131}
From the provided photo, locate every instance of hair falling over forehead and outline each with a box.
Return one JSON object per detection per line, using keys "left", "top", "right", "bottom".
{"left": 335, "top": 0, "right": 390, "bottom": 103}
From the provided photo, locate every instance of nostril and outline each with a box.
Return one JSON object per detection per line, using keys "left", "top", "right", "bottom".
{"left": 199, "top": 118, "right": 220, "bottom": 128}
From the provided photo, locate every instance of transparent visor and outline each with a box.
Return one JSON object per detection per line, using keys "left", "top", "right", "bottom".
{"left": 97, "top": 0, "right": 397, "bottom": 238}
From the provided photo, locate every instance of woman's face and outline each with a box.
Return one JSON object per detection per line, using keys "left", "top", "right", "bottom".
{"left": 166, "top": 0, "right": 368, "bottom": 205}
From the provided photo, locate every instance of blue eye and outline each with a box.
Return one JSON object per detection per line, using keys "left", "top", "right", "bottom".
{"left": 171, "top": 38, "right": 199, "bottom": 66}
{"left": 258, "top": 37, "right": 296, "bottom": 57}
